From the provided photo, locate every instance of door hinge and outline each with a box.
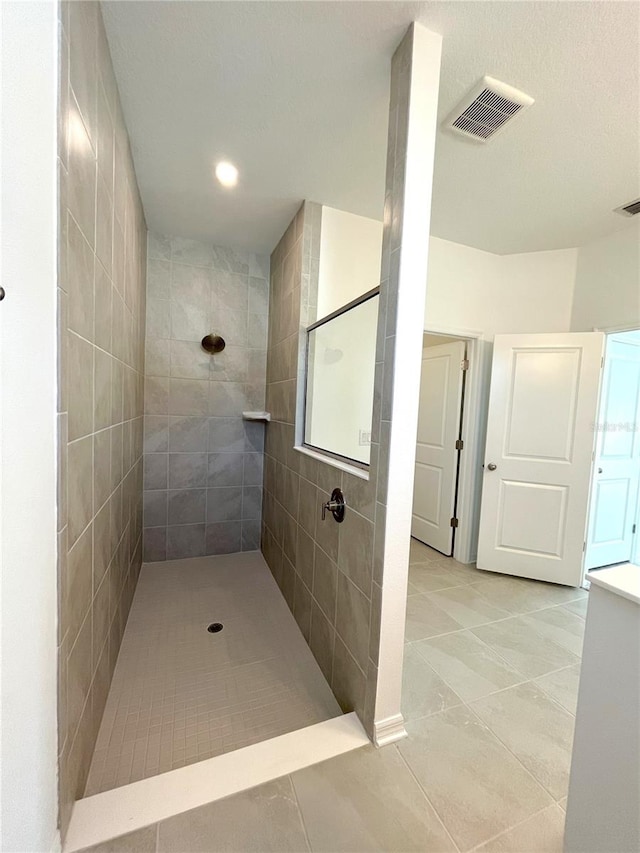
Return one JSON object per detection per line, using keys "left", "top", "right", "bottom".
{"left": 633, "top": 523, "right": 637, "bottom": 535}
{"left": 450, "top": 517, "right": 459, "bottom": 528}
{"left": 601, "top": 356, "right": 604, "bottom": 368}
{"left": 455, "top": 439, "right": 464, "bottom": 450}
{"left": 461, "top": 359, "right": 469, "bottom": 371}
{"left": 582, "top": 541, "right": 586, "bottom": 552}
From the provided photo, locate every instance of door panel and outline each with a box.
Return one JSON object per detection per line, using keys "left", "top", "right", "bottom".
{"left": 412, "top": 340, "right": 465, "bottom": 555}
{"left": 506, "top": 349, "right": 581, "bottom": 460}
{"left": 477, "top": 333, "right": 604, "bottom": 586}
{"left": 585, "top": 336, "right": 640, "bottom": 569}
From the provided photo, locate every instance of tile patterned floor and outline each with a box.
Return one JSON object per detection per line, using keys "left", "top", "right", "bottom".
{"left": 81, "top": 539, "right": 587, "bottom": 851}
{"left": 84, "top": 552, "right": 340, "bottom": 795}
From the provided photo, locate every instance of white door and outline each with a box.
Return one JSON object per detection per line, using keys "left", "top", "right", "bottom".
{"left": 477, "top": 332, "right": 604, "bottom": 586}
{"left": 585, "top": 335, "right": 640, "bottom": 569}
{"left": 411, "top": 340, "right": 466, "bottom": 555}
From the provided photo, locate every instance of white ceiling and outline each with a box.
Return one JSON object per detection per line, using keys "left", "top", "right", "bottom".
{"left": 102, "top": 1, "right": 640, "bottom": 256}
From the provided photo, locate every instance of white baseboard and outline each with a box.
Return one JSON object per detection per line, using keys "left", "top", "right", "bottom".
{"left": 373, "top": 713, "right": 407, "bottom": 747}
{"left": 64, "top": 713, "right": 369, "bottom": 853}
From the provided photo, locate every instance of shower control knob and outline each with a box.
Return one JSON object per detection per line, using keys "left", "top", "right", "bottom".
{"left": 322, "top": 488, "right": 346, "bottom": 523}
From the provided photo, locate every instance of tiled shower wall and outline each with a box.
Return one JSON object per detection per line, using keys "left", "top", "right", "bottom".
{"left": 57, "top": 1, "right": 147, "bottom": 834}
{"left": 142, "top": 235, "right": 269, "bottom": 561}
{"left": 262, "top": 22, "right": 421, "bottom": 733}
{"left": 262, "top": 202, "right": 383, "bottom": 725}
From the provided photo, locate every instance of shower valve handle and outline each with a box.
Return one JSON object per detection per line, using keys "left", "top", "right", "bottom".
{"left": 322, "top": 488, "right": 346, "bottom": 523}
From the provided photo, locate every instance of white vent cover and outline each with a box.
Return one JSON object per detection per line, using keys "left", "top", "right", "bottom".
{"left": 614, "top": 198, "right": 640, "bottom": 217}
{"left": 445, "top": 76, "right": 534, "bottom": 143}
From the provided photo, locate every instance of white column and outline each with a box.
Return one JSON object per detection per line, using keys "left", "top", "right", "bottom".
{"left": 372, "top": 22, "right": 443, "bottom": 745}
{"left": 0, "top": 1, "right": 60, "bottom": 850}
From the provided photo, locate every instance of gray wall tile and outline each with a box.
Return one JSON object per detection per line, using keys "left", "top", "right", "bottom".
{"left": 167, "top": 523, "right": 205, "bottom": 560}
{"left": 205, "top": 521, "right": 242, "bottom": 555}
{"left": 241, "top": 519, "right": 261, "bottom": 551}
{"left": 143, "top": 490, "right": 167, "bottom": 528}
{"left": 261, "top": 201, "right": 382, "bottom": 732}
{"left": 168, "top": 416, "right": 208, "bottom": 452}
{"left": 168, "top": 452, "right": 207, "bottom": 489}
{"left": 142, "top": 236, "right": 269, "bottom": 560}
{"left": 144, "top": 454, "right": 168, "bottom": 490}
{"left": 143, "top": 527, "right": 166, "bottom": 562}
{"left": 58, "top": 3, "right": 147, "bottom": 835}
{"left": 167, "top": 489, "right": 206, "bottom": 525}
{"left": 206, "top": 486, "right": 243, "bottom": 522}
{"left": 207, "top": 452, "right": 244, "bottom": 487}
{"left": 242, "top": 486, "right": 263, "bottom": 521}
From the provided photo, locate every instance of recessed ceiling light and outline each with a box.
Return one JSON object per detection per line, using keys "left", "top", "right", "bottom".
{"left": 215, "top": 161, "right": 238, "bottom": 188}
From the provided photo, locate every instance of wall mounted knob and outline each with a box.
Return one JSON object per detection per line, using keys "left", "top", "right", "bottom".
{"left": 322, "top": 488, "right": 346, "bottom": 523}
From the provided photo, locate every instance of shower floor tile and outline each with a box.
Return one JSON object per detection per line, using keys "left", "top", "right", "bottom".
{"left": 85, "top": 552, "right": 341, "bottom": 796}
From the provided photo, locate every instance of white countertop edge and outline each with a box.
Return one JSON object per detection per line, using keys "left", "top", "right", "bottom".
{"left": 587, "top": 564, "right": 640, "bottom": 606}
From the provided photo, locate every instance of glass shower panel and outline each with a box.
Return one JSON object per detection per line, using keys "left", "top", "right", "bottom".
{"left": 305, "top": 292, "right": 379, "bottom": 466}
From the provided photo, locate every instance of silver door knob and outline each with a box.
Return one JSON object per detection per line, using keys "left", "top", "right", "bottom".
{"left": 487, "top": 463, "right": 497, "bottom": 471}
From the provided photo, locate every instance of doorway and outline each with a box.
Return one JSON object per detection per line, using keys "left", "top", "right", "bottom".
{"left": 411, "top": 334, "right": 467, "bottom": 557}
{"left": 585, "top": 328, "right": 640, "bottom": 573}
{"left": 410, "top": 329, "right": 486, "bottom": 566}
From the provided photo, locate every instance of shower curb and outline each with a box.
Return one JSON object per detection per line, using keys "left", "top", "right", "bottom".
{"left": 63, "top": 713, "right": 369, "bottom": 852}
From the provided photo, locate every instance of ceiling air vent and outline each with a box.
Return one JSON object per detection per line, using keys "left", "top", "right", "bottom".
{"left": 614, "top": 198, "right": 640, "bottom": 217}
{"left": 445, "top": 76, "right": 534, "bottom": 143}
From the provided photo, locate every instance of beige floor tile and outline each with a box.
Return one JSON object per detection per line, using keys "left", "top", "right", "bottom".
{"left": 291, "top": 745, "right": 456, "bottom": 852}
{"left": 474, "top": 804, "right": 565, "bottom": 853}
{"left": 399, "top": 706, "right": 552, "bottom": 852}
{"left": 470, "top": 682, "right": 575, "bottom": 800}
{"left": 470, "top": 575, "right": 587, "bottom": 616}
{"left": 409, "top": 561, "right": 477, "bottom": 593}
{"left": 521, "top": 607, "right": 585, "bottom": 656}
{"left": 427, "top": 585, "right": 513, "bottom": 628}
{"left": 77, "top": 826, "right": 158, "bottom": 853}
{"left": 402, "top": 644, "right": 462, "bottom": 721}
{"left": 431, "top": 557, "right": 480, "bottom": 576}
{"left": 415, "top": 631, "right": 524, "bottom": 702}
{"left": 409, "top": 537, "right": 444, "bottom": 564}
{"left": 534, "top": 664, "right": 581, "bottom": 715}
{"left": 405, "top": 593, "right": 463, "bottom": 642}
{"left": 563, "top": 597, "right": 588, "bottom": 619}
{"left": 471, "top": 617, "right": 580, "bottom": 679}
{"left": 157, "top": 777, "right": 308, "bottom": 852}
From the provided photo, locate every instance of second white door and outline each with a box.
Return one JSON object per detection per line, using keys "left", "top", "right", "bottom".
{"left": 476, "top": 332, "right": 604, "bottom": 586}
{"left": 411, "top": 340, "right": 466, "bottom": 555}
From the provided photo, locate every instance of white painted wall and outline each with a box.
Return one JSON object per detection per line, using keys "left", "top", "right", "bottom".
{"left": 424, "top": 237, "right": 577, "bottom": 338}
{"left": 570, "top": 221, "right": 640, "bottom": 332}
{"left": 0, "top": 2, "right": 60, "bottom": 851}
{"left": 317, "top": 206, "right": 383, "bottom": 318}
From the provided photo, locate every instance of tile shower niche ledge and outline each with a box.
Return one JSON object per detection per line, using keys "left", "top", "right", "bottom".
{"left": 242, "top": 410, "right": 271, "bottom": 422}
